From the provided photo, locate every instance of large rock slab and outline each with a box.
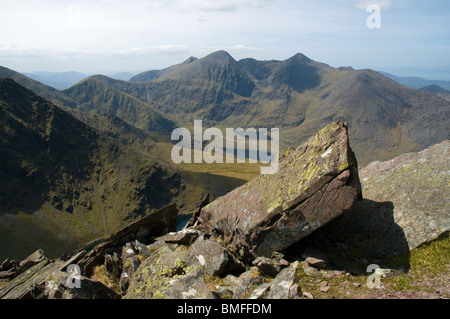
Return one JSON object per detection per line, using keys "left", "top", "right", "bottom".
{"left": 197, "top": 121, "right": 362, "bottom": 261}
{"left": 0, "top": 260, "right": 52, "bottom": 299}
{"left": 329, "top": 140, "right": 449, "bottom": 258}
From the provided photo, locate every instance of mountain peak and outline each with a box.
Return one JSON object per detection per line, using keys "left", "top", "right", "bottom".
{"left": 420, "top": 84, "right": 449, "bottom": 94}
{"left": 182, "top": 56, "right": 198, "bottom": 64}
{"left": 207, "top": 50, "right": 232, "bottom": 58}
{"left": 290, "top": 53, "right": 313, "bottom": 63}
{"left": 200, "top": 50, "right": 235, "bottom": 65}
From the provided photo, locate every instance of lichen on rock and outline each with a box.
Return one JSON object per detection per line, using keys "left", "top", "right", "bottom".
{"left": 197, "top": 120, "right": 362, "bottom": 262}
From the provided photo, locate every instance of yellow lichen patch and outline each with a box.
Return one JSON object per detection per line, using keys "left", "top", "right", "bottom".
{"left": 339, "top": 161, "right": 348, "bottom": 172}
{"left": 91, "top": 264, "right": 120, "bottom": 295}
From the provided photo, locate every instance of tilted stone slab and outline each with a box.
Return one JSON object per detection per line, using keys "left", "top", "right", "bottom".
{"left": 197, "top": 121, "right": 362, "bottom": 261}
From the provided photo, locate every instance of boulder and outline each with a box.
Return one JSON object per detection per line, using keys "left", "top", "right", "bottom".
{"left": 327, "top": 140, "right": 450, "bottom": 259}
{"left": 187, "top": 236, "right": 244, "bottom": 277}
{"left": 267, "top": 261, "right": 301, "bottom": 299}
{"left": 302, "top": 247, "right": 329, "bottom": 269}
{"left": 133, "top": 240, "right": 152, "bottom": 259}
{"left": 302, "top": 264, "right": 321, "bottom": 277}
{"left": 232, "top": 267, "right": 266, "bottom": 299}
{"left": 252, "top": 257, "right": 281, "bottom": 277}
{"left": 124, "top": 242, "right": 214, "bottom": 299}
{"left": 197, "top": 121, "right": 362, "bottom": 261}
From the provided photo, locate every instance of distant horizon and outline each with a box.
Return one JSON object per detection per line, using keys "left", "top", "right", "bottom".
{"left": 8, "top": 52, "right": 450, "bottom": 83}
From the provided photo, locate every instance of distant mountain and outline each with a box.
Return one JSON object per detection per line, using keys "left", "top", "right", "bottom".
{"left": 109, "top": 72, "right": 134, "bottom": 81}
{"left": 419, "top": 85, "right": 450, "bottom": 101}
{"left": 24, "top": 71, "right": 89, "bottom": 90}
{"left": 22, "top": 71, "right": 135, "bottom": 90}
{"left": 0, "top": 67, "right": 177, "bottom": 135}
{"left": 0, "top": 78, "right": 246, "bottom": 260}
{"left": 379, "top": 71, "right": 450, "bottom": 91}
{"left": 2, "top": 51, "right": 450, "bottom": 167}
{"left": 62, "top": 75, "right": 177, "bottom": 133}
{"left": 130, "top": 56, "right": 198, "bottom": 82}
{"left": 0, "top": 66, "right": 75, "bottom": 107}
{"left": 130, "top": 51, "right": 255, "bottom": 119}
{"left": 125, "top": 51, "right": 450, "bottom": 166}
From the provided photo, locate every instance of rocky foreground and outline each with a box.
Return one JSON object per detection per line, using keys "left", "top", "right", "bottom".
{"left": 0, "top": 121, "right": 448, "bottom": 299}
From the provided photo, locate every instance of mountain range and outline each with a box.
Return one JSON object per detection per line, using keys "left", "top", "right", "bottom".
{"left": 379, "top": 71, "right": 450, "bottom": 91}
{"left": 23, "top": 71, "right": 135, "bottom": 90}
{"left": 1, "top": 50, "right": 449, "bottom": 260}
{"left": 4, "top": 50, "right": 448, "bottom": 166}
{"left": 420, "top": 85, "right": 450, "bottom": 101}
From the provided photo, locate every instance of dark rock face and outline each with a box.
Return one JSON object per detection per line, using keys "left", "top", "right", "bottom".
{"left": 198, "top": 120, "right": 362, "bottom": 261}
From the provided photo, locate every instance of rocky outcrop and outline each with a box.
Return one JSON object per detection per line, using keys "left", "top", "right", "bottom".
{"left": 0, "top": 204, "right": 177, "bottom": 299}
{"left": 327, "top": 140, "right": 450, "bottom": 259}
{"left": 0, "top": 249, "right": 47, "bottom": 282}
{"left": 77, "top": 203, "right": 178, "bottom": 276}
{"left": 196, "top": 120, "right": 362, "bottom": 261}
{"left": 0, "top": 250, "right": 119, "bottom": 299}
{"left": 123, "top": 240, "right": 215, "bottom": 299}
{"left": 3, "top": 125, "right": 447, "bottom": 300}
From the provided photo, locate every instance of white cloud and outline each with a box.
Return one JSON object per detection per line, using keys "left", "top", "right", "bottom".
{"left": 171, "top": 0, "right": 270, "bottom": 12}
{"left": 355, "top": 0, "right": 392, "bottom": 10}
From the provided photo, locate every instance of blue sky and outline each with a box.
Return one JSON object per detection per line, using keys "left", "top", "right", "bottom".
{"left": 0, "top": 0, "right": 449, "bottom": 79}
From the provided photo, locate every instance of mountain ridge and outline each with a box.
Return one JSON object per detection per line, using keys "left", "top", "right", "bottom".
{"left": 2, "top": 51, "right": 450, "bottom": 167}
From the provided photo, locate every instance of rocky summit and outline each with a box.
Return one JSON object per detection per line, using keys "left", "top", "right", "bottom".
{"left": 196, "top": 120, "right": 362, "bottom": 262}
{"left": 0, "top": 123, "right": 448, "bottom": 300}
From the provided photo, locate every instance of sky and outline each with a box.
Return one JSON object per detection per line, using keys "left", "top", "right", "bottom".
{"left": 0, "top": 0, "right": 449, "bottom": 79}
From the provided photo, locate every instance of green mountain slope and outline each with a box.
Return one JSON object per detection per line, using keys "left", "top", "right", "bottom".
{"left": 0, "top": 78, "right": 246, "bottom": 261}
{"left": 62, "top": 75, "right": 176, "bottom": 133}
{"left": 0, "top": 67, "right": 177, "bottom": 135}
{"left": 0, "top": 66, "right": 76, "bottom": 108}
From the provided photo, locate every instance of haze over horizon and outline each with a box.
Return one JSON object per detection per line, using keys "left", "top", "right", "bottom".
{"left": 1, "top": 0, "right": 449, "bottom": 80}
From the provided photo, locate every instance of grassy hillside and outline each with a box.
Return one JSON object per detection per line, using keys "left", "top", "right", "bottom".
{"left": 0, "top": 78, "right": 247, "bottom": 260}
